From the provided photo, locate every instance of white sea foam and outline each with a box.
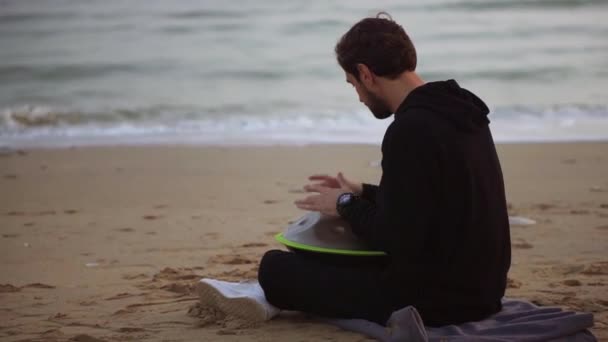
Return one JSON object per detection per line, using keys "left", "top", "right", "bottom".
{"left": 1, "top": 104, "right": 606, "bottom": 148}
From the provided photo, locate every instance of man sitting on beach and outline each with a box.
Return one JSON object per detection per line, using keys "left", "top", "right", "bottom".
{"left": 197, "top": 12, "right": 511, "bottom": 327}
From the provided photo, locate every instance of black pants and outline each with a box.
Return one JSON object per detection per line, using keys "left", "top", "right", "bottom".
{"left": 258, "top": 249, "right": 401, "bottom": 325}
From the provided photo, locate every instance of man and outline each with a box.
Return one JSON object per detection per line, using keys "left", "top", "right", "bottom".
{"left": 197, "top": 12, "right": 511, "bottom": 327}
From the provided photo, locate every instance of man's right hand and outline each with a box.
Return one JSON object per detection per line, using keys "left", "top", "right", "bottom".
{"left": 306, "top": 172, "right": 363, "bottom": 195}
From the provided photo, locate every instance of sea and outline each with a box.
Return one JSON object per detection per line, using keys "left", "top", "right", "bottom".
{"left": 1, "top": 0, "right": 607, "bottom": 147}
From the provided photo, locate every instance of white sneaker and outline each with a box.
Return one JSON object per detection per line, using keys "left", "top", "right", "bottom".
{"left": 196, "top": 278, "right": 280, "bottom": 322}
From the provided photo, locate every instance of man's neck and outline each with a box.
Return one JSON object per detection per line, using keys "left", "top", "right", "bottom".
{"left": 382, "top": 72, "right": 425, "bottom": 113}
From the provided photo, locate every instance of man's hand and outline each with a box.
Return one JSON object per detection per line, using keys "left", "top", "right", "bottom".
{"left": 294, "top": 172, "right": 359, "bottom": 217}
{"left": 307, "top": 172, "right": 362, "bottom": 194}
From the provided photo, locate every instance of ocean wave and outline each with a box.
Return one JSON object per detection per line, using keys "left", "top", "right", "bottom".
{"left": 1, "top": 104, "right": 607, "bottom": 147}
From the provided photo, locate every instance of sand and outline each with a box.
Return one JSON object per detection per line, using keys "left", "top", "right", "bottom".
{"left": 1, "top": 142, "right": 607, "bottom": 341}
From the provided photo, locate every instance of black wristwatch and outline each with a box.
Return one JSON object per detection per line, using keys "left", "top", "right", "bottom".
{"left": 336, "top": 192, "right": 358, "bottom": 217}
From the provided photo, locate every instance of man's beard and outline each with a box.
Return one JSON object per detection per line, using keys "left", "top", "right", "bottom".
{"left": 363, "top": 88, "right": 392, "bottom": 120}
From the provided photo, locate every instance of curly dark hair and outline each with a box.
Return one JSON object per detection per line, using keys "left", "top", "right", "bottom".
{"left": 335, "top": 12, "right": 417, "bottom": 80}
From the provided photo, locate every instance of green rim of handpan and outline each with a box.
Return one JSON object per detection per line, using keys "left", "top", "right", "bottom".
{"left": 275, "top": 233, "right": 386, "bottom": 256}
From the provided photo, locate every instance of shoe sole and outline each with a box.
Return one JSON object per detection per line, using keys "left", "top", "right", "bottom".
{"left": 196, "top": 280, "right": 268, "bottom": 322}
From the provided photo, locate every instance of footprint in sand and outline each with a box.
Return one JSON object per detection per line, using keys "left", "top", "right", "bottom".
{"left": 241, "top": 242, "right": 268, "bottom": 248}
{"left": 581, "top": 261, "right": 608, "bottom": 276}
{"left": 569, "top": 209, "right": 590, "bottom": 215}
{"left": 2, "top": 234, "right": 19, "bottom": 238}
{"left": 70, "top": 334, "right": 106, "bottom": 342}
{"left": 143, "top": 215, "right": 163, "bottom": 220}
{"left": 23, "top": 222, "right": 35, "bottom": 227}
{"left": 122, "top": 273, "right": 148, "bottom": 280}
{"left": 512, "top": 240, "right": 534, "bottom": 249}
{"left": 562, "top": 279, "right": 582, "bottom": 286}
{"left": 6, "top": 211, "right": 25, "bottom": 216}
{"left": 3, "top": 174, "right": 17, "bottom": 179}
{"left": 161, "top": 282, "right": 192, "bottom": 294}
{"left": 64, "top": 209, "right": 79, "bottom": 214}
{"left": 117, "top": 327, "right": 145, "bottom": 333}
{"left": 35, "top": 210, "right": 57, "bottom": 216}
{"left": 599, "top": 203, "right": 608, "bottom": 209}
{"left": 204, "top": 232, "right": 219, "bottom": 239}
{"left": 104, "top": 292, "right": 143, "bottom": 301}
{"left": 154, "top": 204, "right": 168, "bottom": 209}
{"left": 209, "top": 255, "right": 256, "bottom": 266}
{"left": 115, "top": 227, "right": 135, "bottom": 233}
{"left": 507, "top": 278, "right": 522, "bottom": 289}
{"left": 152, "top": 267, "right": 202, "bottom": 281}
{"left": 51, "top": 312, "right": 68, "bottom": 319}
{"left": 23, "top": 283, "right": 55, "bottom": 289}
{"left": 0, "top": 284, "right": 21, "bottom": 292}
{"left": 209, "top": 267, "right": 259, "bottom": 281}
{"left": 595, "top": 225, "right": 608, "bottom": 230}
{"left": 78, "top": 300, "right": 97, "bottom": 306}
{"left": 263, "top": 199, "right": 279, "bottom": 204}
{"left": 533, "top": 203, "right": 557, "bottom": 211}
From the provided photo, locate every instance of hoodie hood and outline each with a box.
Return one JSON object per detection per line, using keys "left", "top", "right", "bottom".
{"left": 395, "top": 79, "right": 490, "bottom": 132}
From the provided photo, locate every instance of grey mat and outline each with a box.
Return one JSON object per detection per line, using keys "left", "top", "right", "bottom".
{"left": 326, "top": 298, "right": 596, "bottom": 342}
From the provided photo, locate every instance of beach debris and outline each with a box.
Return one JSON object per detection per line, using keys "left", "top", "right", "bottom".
{"left": 23, "top": 242, "right": 30, "bottom": 247}
{"left": 590, "top": 186, "right": 605, "bottom": 192}
{"left": 508, "top": 216, "right": 536, "bottom": 226}
{"left": 369, "top": 160, "right": 381, "bottom": 167}
{"left": 85, "top": 262, "right": 99, "bottom": 268}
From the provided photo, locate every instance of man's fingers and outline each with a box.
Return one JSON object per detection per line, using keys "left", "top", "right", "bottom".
{"left": 294, "top": 196, "right": 319, "bottom": 211}
{"left": 337, "top": 172, "right": 347, "bottom": 187}
{"left": 308, "top": 174, "right": 331, "bottom": 181}
{"left": 303, "top": 184, "right": 329, "bottom": 193}
{"left": 294, "top": 194, "right": 318, "bottom": 205}
{"left": 295, "top": 202, "right": 317, "bottom": 211}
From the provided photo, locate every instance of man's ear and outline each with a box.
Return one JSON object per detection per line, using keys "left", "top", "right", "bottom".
{"left": 356, "top": 63, "right": 374, "bottom": 87}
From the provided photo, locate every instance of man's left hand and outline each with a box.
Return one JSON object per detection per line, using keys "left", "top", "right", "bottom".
{"left": 294, "top": 182, "right": 349, "bottom": 217}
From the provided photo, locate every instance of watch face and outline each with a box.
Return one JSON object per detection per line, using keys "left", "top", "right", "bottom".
{"left": 339, "top": 193, "right": 353, "bottom": 206}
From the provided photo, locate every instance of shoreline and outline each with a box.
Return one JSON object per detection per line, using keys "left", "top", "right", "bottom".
{"left": 2, "top": 137, "right": 608, "bottom": 150}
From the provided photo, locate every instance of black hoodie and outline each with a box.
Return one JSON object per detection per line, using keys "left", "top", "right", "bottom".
{"left": 341, "top": 80, "right": 511, "bottom": 326}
